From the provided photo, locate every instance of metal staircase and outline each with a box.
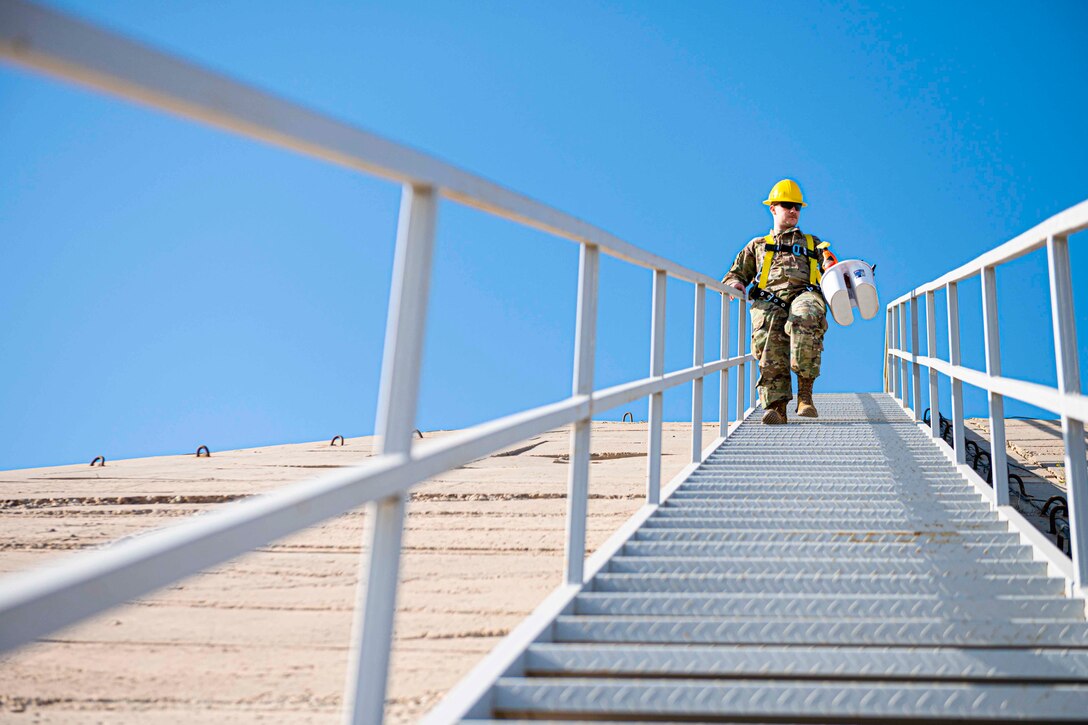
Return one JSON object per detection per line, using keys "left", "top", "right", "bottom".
{"left": 438, "top": 394, "right": 1088, "bottom": 722}
{"left": 3, "top": 5, "right": 1088, "bottom": 722}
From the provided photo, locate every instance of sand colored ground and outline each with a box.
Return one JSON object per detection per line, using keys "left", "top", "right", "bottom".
{"left": 0, "top": 421, "right": 721, "bottom": 723}
{"left": 961, "top": 418, "right": 1081, "bottom": 547}
{"left": 965, "top": 417, "right": 1084, "bottom": 489}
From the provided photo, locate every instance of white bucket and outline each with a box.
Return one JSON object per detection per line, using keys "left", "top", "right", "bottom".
{"left": 820, "top": 259, "right": 879, "bottom": 326}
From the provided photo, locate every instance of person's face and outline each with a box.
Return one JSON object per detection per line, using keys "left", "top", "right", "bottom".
{"left": 771, "top": 202, "right": 801, "bottom": 229}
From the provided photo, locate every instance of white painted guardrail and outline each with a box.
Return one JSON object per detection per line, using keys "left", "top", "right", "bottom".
{"left": 883, "top": 199, "right": 1088, "bottom": 595}
{"left": 0, "top": 2, "right": 756, "bottom": 723}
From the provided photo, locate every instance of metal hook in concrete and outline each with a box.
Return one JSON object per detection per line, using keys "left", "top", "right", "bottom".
{"left": 90, "top": 455, "right": 105, "bottom": 467}
{"left": 974, "top": 450, "right": 991, "bottom": 483}
{"left": 1049, "top": 504, "right": 1068, "bottom": 535}
{"left": 330, "top": 435, "right": 345, "bottom": 446}
{"left": 413, "top": 429, "right": 423, "bottom": 439}
{"left": 196, "top": 445, "right": 211, "bottom": 458}
{"left": 1042, "top": 495, "right": 1067, "bottom": 516}
{"left": 964, "top": 440, "right": 978, "bottom": 466}
{"left": 622, "top": 412, "right": 634, "bottom": 422}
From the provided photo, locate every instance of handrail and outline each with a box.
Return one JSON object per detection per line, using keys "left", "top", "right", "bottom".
{"left": 883, "top": 200, "right": 1088, "bottom": 596}
{"left": 887, "top": 200, "right": 1088, "bottom": 306}
{"left": 0, "top": 2, "right": 756, "bottom": 724}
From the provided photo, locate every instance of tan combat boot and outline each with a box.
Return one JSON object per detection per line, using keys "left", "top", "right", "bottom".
{"left": 761, "top": 400, "right": 788, "bottom": 425}
{"left": 796, "top": 376, "right": 818, "bottom": 418}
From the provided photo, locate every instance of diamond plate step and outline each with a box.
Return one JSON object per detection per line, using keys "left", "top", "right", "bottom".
{"left": 573, "top": 592, "right": 1085, "bottom": 619}
{"left": 641, "top": 516, "right": 1009, "bottom": 531}
{"left": 669, "top": 489, "right": 982, "bottom": 500}
{"left": 620, "top": 541, "right": 1032, "bottom": 560}
{"left": 591, "top": 572, "right": 1063, "bottom": 595}
{"left": 492, "top": 679, "right": 1088, "bottom": 721}
{"left": 700, "top": 452, "right": 951, "bottom": 462}
{"left": 694, "top": 465, "right": 955, "bottom": 475}
{"left": 553, "top": 617, "right": 1088, "bottom": 647}
{"left": 525, "top": 643, "right": 1088, "bottom": 681}
{"left": 678, "top": 476, "right": 970, "bottom": 487}
{"left": 605, "top": 556, "right": 1045, "bottom": 577}
{"left": 668, "top": 490, "right": 981, "bottom": 501}
{"left": 657, "top": 502, "right": 993, "bottom": 516}
{"left": 667, "top": 497, "right": 988, "bottom": 508}
{"left": 630, "top": 528, "right": 1020, "bottom": 544}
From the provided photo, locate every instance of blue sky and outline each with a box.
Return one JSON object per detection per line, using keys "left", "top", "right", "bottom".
{"left": 2, "top": 0, "right": 1087, "bottom": 470}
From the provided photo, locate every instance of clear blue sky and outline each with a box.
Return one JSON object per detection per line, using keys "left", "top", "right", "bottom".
{"left": 2, "top": 0, "right": 1087, "bottom": 470}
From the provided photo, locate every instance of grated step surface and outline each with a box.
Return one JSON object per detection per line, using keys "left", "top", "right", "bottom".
{"left": 619, "top": 540, "right": 1033, "bottom": 560}
{"left": 491, "top": 678, "right": 1088, "bottom": 721}
{"left": 572, "top": 592, "right": 1084, "bottom": 619}
{"left": 446, "top": 394, "right": 1087, "bottom": 722}
{"left": 604, "top": 555, "right": 1046, "bottom": 577}
{"left": 525, "top": 643, "right": 1088, "bottom": 680}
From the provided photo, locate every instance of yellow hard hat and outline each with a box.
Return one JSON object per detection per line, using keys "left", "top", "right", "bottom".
{"left": 763, "top": 179, "right": 807, "bottom": 207}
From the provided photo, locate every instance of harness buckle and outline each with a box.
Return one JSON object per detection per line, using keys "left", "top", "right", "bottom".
{"left": 791, "top": 242, "right": 805, "bottom": 257}
{"left": 749, "top": 286, "right": 789, "bottom": 311}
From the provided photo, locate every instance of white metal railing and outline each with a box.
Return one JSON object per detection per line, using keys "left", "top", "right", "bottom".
{"left": 883, "top": 200, "right": 1088, "bottom": 595}
{"left": 0, "top": 2, "right": 756, "bottom": 723}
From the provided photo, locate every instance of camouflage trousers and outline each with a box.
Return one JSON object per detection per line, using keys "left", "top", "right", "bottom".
{"left": 750, "top": 290, "right": 828, "bottom": 408}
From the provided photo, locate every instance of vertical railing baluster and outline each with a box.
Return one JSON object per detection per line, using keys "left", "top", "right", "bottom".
{"left": 911, "top": 294, "right": 922, "bottom": 421}
{"left": 885, "top": 307, "right": 893, "bottom": 394}
{"left": 947, "top": 281, "right": 966, "bottom": 466}
{"left": 1047, "top": 234, "right": 1087, "bottom": 592}
{"left": 748, "top": 335, "right": 757, "bottom": 407}
{"left": 899, "top": 303, "right": 908, "bottom": 407}
{"left": 691, "top": 284, "right": 705, "bottom": 462}
{"left": 564, "top": 244, "right": 599, "bottom": 585}
{"left": 889, "top": 304, "right": 896, "bottom": 398}
{"left": 887, "top": 302, "right": 896, "bottom": 398}
{"left": 646, "top": 269, "right": 667, "bottom": 505}
{"left": 719, "top": 292, "right": 730, "bottom": 438}
{"left": 926, "top": 291, "right": 940, "bottom": 440}
{"left": 736, "top": 298, "right": 747, "bottom": 418}
{"left": 981, "top": 265, "right": 1009, "bottom": 506}
{"left": 344, "top": 184, "right": 437, "bottom": 725}
{"left": 890, "top": 305, "right": 900, "bottom": 400}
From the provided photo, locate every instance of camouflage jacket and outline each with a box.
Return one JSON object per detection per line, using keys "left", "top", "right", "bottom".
{"left": 722, "top": 227, "right": 826, "bottom": 298}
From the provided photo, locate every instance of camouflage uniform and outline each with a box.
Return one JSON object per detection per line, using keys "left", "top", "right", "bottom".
{"left": 723, "top": 227, "right": 828, "bottom": 408}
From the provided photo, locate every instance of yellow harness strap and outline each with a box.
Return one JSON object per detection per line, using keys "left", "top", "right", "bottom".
{"left": 757, "top": 235, "right": 775, "bottom": 290}
{"left": 809, "top": 235, "right": 822, "bottom": 285}
{"left": 757, "top": 233, "right": 822, "bottom": 289}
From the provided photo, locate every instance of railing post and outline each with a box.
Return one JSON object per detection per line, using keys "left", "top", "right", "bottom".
{"left": 884, "top": 307, "right": 893, "bottom": 394}
{"left": 563, "top": 244, "right": 599, "bottom": 585}
{"left": 899, "top": 303, "right": 908, "bottom": 407}
{"left": 748, "top": 336, "right": 757, "bottom": 407}
{"left": 1047, "top": 234, "right": 1088, "bottom": 592}
{"left": 926, "top": 291, "right": 940, "bottom": 440}
{"left": 344, "top": 184, "right": 436, "bottom": 725}
{"left": 646, "top": 269, "right": 667, "bottom": 505}
{"left": 911, "top": 294, "right": 922, "bottom": 421}
{"left": 719, "top": 292, "right": 730, "bottom": 437}
{"left": 736, "top": 298, "right": 747, "bottom": 418}
{"left": 981, "top": 265, "right": 1009, "bottom": 506}
{"left": 691, "top": 283, "right": 705, "bottom": 462}
{"left": 890, "top": 304, "right": 900, "bottom": 400}
{"left": 946, "top": 281, "right": 966, "bottom": 465}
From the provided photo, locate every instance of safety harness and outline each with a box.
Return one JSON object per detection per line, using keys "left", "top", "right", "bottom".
{"left": 750, "top": 233, "right": 828, "bottom": 311}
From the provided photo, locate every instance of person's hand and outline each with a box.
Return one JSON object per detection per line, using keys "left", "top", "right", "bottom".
{"left": 730, "top": 282, "right": 745, "bottom": 294}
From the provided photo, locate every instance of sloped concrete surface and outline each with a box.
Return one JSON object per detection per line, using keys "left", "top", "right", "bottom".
{"left": 0, "top": 422, "right": 716, "bottom": 723}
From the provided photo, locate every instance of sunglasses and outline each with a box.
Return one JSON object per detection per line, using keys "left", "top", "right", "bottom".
{"left": 776, "top": 202, "right": 801, "bottom": 211}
